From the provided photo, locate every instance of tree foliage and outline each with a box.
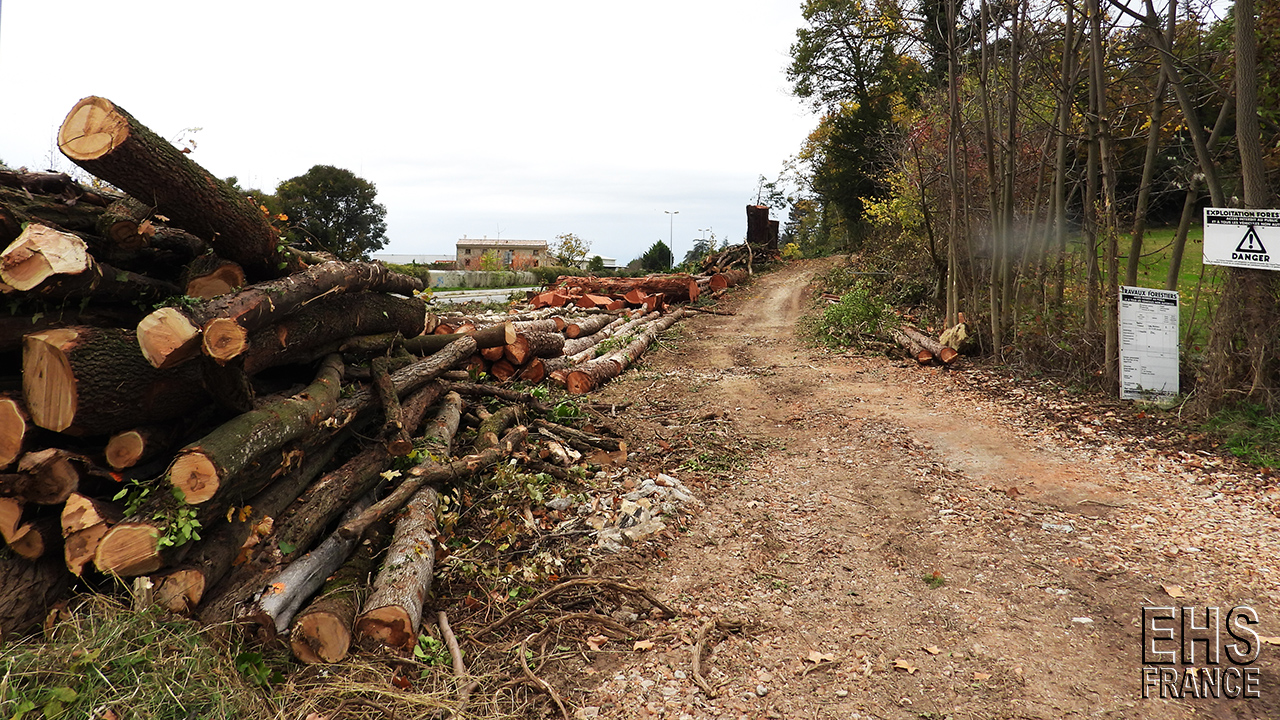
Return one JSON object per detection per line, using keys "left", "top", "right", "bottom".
{"left": 550, "top": 232, "right": 591, "bottom": 267}
{"left": 275, "top": 165, "right": 388, "bottom": 261}
{"left": 640, "top": 241, "right": 673, "bottom": 272}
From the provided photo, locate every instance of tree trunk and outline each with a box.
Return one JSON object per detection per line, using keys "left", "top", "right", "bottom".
{"left": 1, "top": 223, "right": 180, "bottom": 303}
{"left": 290, "top": 519, "right": 391, "bottom": 663}
{"left": 505, "top": 331, "right": 565, "bottom": 366}
{"left": 7, "top": 449, "right": 80, "bottom": 504}
{"left": 0, "top": 547, "right": 71, "bottom": 641}
{"left": 564, "top": 314, "right": 615, "bottom": 338}
{"left": 901, "top": 326, "right": 959, "bottom": 364}
{"left": 23, "top": 326, "right": 207, "bottom": 436}
{"left": 57, "top": 96, "right": 300, "bottom": 279}
{"left": 355, "top": 487, "right": 439, "bottom": 650}
{"left": 554, "top": 275, "right": 700, "bottom": 303}
{"left": 421, "top": 392, "right": 464, "bottom": 457}
{"left": 105, "top": 424, "right": 191, "bottom": 470}
{"left": 136, "top": 261, "right": 425, "bottom": 369}
{"left": 891, "top": 328, "right": 933, "bottom": 364}
{"left": 372, "top": 357, "right": 412, "bottom": 456}
{"left": 182, "top": 256, "right": 245, "bottom": 299}
{"left": 167, "top": 355, "right": 345, "bottom": 505}
{"left": 566, "top": 310, "right": 685, "bottom": 394}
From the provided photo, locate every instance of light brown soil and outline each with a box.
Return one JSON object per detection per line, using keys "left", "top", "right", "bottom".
{"left": 559, "top": 259, "right": 1280, "bottom": 720}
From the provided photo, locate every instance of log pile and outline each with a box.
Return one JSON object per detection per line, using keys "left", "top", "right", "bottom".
{"left": 1, "top": 96, "right": 721, "bottom": 646}
{"left": 891, "top": 324, "right": 962, "bottom": 366}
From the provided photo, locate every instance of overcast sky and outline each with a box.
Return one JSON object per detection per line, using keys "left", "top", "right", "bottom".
{"left": 0, "top": 1, "right": 817, "bottom": 264}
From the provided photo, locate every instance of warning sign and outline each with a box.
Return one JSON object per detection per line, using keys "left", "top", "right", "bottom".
{"left": 1204, "top": 208, "right": 1280, "bottom": 270}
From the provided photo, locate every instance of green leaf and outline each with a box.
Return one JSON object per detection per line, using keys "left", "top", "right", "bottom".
{"left": 278, "top": 541, "right": 296, "bottom": 554}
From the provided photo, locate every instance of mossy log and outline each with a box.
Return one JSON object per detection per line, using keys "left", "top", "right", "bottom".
{"left": 355, "top": 487, "right": 439, "bottom": 650}
{"left": 290, "top": 519, "right": 391, "bottom": 663}
{"left": 0, "top": 223, "right": 180, "bottom": 303}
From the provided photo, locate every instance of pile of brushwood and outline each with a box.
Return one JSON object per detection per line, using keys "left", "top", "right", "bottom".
{"left": 0, "top": 95, "right": 750, "bottom": 711}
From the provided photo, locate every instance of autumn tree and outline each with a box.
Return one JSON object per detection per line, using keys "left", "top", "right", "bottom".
{"left": 276, "top": 165, "right": 389, "bottom": 261}
{"left": 550, "top": 233, "right": 591, "bottom": 267}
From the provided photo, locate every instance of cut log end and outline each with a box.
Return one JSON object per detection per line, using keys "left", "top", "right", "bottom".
{"left": 106, "top": 431, "right": 145, "bottom": 469}
{"left": 137, "top": 307, "right": 201, "bottom": 369}
{"left": 58, "top": 96, "right": 129, "bottom": 161}
{"left": 1, "top": 224, "right": 90, "bottom": 291}
{"left": 0, "top": 397, "right": 27, "bottom": 469}
{"left": 356, "top": 607, "right": 416, "bottom": 650}
{"left": 202, "top": 317, "right": 249, "bottom": 363}
{"left": 22, "top": 329, "right": 79, "bottom": 433}
{"left": 94, "top": 523, "right": 161, "bottom": 576}
{"left": 65, "top": 525, "right": 110, "bottom": 576}
{"left": 153, "top": 569, "right": 205, "bottom": 613}
{"left": 169, "top": 451, "right": 220, "bottom": 504}
{"left": 292, "top": 613, "right": 352, "bottom": 664}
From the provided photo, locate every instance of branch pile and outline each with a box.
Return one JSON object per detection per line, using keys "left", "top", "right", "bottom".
{"left": 0, "top": 96, "right": 726, "bottom": 650}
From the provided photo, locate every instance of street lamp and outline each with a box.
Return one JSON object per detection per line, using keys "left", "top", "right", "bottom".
{"left": 664, "top": 210, "right": 679, "bottom": 270}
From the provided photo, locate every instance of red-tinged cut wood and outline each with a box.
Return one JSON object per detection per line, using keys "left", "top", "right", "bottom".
{"left": 890, "top": 328, "right": 933, "bottom": 365}
{"left": 0, "top": 395, "right": 28, "bottom": 470}
{"left": 490, "top": 359, "right": 518, "bottom": 381}
{"left": 290, "top": 519, "right": 391, "bottom": 663}
{"left": 182, "top": 256, "right": 245, "bottom": 299}
{"left": 8, "top": 449, "right": 79, "bottom": 504}
{"left": 480, "top": 345, "right": 507, "bottom": 361}
{"left": 555, "top": 275, "right": 700, "bottom": 303}
{"left": 95, "top": 197, "right": 150, "bottom": 248}
{"left": 355, "top": 487, "right": 439, "bottom": 650}
{"left": 23, "top": 326, "right": 207, "bottom": 436}
{"left": 337, "top": 425, "right": 528, "bottom": 541}
{"left": 709, "top": 269, "right": 749, "bottom": 291}
{"left": 566, "top": 310, "right": 686, "bottom": 394}
{"left": 518, "top": 358, "right": 546, "bottom": 383}
{"left": 168, "top": 355, "right": 345, "bottom": 505}
{"left": 61, "top": 492, "right": 122, "bottom": 576}
{"left": 343, "top": 321, "right": 512, "bottom": 358}
{"left": 0, "top": 546, "right": 72, "bottom": 641}
{"left": 505, "top": 331, "right": 565, "bottom": 365}
{"left": 901, "top": 326, "right": 959, "bottom": 364}
{"left": 58, "top": 96, "right": 300, "bottom": 280}
{"left": 136, "top": 261, "right": 425, "bottom": 369}
{"left": 0, "top": 223, "right": 180, "bottom": 303}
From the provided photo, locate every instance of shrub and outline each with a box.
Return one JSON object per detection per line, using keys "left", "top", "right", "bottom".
{"left": 801, "top": 281, "right": 899, "bottom": 349}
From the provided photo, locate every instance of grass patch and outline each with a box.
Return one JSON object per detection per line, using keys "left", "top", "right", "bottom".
{"left": 0, "top": 595, "right": 275, "bottom": 720}
{"left": 1203, "top": 402, "right": 1280, "bottom": 468}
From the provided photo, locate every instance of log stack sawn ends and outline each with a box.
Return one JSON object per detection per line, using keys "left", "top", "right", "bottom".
{"left": 0, "top": 224, "right": 89, "bottom": 291}
{"left": 57, "top": 96, "right": 127, "bottom": 162}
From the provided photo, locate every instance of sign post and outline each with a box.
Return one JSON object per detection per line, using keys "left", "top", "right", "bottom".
{"left": 1119, "top": 286, "right": 1179, "bottom": 402}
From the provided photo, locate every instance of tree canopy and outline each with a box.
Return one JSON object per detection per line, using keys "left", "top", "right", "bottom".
{"left": 550, "top": 232, "right": 592, "bottom": 267}
{"left": 275, "top": 165, "right": 388, "bottom": 261}
{"left": 640, "top": 241, "right": 673, "bottom": 272}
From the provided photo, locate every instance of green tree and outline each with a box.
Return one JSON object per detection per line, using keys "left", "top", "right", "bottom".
{"left": 550, "top": 232, "right": 591, "bottom": 267}
{"left": 275, "top": 165, "right": 388, "bottom": 261}
{"left": 477, "top": 250, "right": 502, "bottom": 271}
{"left": 587, "top": 255, "right": 606, "bottom": 272}
{"left": 640, "top": 241, "right": 673, "bottom": 271}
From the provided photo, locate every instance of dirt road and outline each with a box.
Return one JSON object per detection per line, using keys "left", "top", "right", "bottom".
{"left": 567, "top": 260, "right": 1280, "bottom": 719}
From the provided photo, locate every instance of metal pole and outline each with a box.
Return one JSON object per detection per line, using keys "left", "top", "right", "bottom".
{"left": 664, "top": 210, "right": 679, "bottom": 269}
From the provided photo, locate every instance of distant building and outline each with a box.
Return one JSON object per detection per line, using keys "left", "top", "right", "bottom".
{"left": 456, "top": 238, "right": 548, "bottom": 270}
{"left": 589, "top": 256, "right": 620, "bottom": 270}
{"left": 372, "top": 253, "right": 455, "bottom": 266}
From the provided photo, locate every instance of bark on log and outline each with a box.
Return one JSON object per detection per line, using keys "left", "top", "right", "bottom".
{"left": 269, "top": 383, "right": 444, "bottom": 567}
{"left": 240, "top": 293, "right": 426, "bottom": 376}
{"left": 0, "top": 169, "right": 116, "bottom": 206}
{"left": 890, "top": 328, "right": 933, "bottom": 365}
{"left": 0, "top": 306, "right": 145, "bottom": 354}
{"left": 342, "top": 321, "right": 512, "bottom": 358}
{"left": 420, "top": 392, "right": 464, "bottom": 457}
{"left": 746, "top": 205, "right": 771, "bottom": 249}
{"left": 151, "top": 427, "right": 350, "bottom": 613}
{"left": 709, "top": 269, "right": 749, "bottom": 291}
{"left": 168, "top": 354, "right": 345, "bottom": 505}
{"left": 290, "top": 519, "right": 391, "bottom": 663}
{"left": 566, "top": 310, "right": 685, "bottom": 394}
{"left": 565, "top": 314, "right": 616, "bottom": 338}
{"left": 372, "top": 357, "right": 412, "bottom": 456}
{"left": 136, "top": 260, "right": 424, "bottom": 369}
{"left": 505, "top": 331, "right": 565, "bottom": 365}
{"left": 8, "top": 515, "right": 61, "bottom": 560}
{"left": 337, "top": 425, "right": 528, "bottom": 541}
{"left": 0, "top": 223, "right": 180, "bottom": 303}
{"left": 58, "top": 96, "right": 299, "bottom": 279}
{"left": 443, "top": 382, "right": 553, "bottom": 416}
{"left": 95, "top": 197, "right": 151, "bottom": 249}
{"left": 554, "top": 275, "right": 700, "bottom": 303}
{"left": 473, "top": 406, "right": 520, "bottom": 454}
{"left": 0, "top": 546, "right": 71, "bottom": 641}
{"left": 901, "top": 326, "right": 959, "bottom": 364}
{"left": 23, "top": 326, "right": 207, "bottom": 435}
{"left": 8, "top": 449, "right": 79, "bottom": 504}
{"left": 560, "top": 315, "right": 630, "bottom": 357}
{"left": 355, "top": 487, "right": 439, "bottom": 650}
{"left": 239, "top": 493, "right": 378, "bottom": 641}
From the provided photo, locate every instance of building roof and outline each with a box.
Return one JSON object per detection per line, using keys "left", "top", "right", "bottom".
{"left": 374, "top": 253, "right": 454, "bottom": 265}
{"left": 456, "top": 238, "right": 547, "bottom": 248}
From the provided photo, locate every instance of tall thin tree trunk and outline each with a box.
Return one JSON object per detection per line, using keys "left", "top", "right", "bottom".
{"left": 1053, "top": 1, "right": 1076, "bottom": 308}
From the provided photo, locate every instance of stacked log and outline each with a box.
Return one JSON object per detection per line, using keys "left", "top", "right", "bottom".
{"left": 0, "top": 94, "right": 705, "bottom": 646}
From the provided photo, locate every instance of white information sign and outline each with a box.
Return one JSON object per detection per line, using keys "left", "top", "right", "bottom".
{"left": 1119, "top": 286, "right": 1179, "bottom": 402}
{"left": 1204, "top": 208, "right": 1280, "bottom": 270}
